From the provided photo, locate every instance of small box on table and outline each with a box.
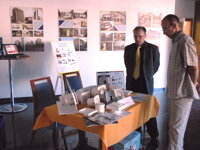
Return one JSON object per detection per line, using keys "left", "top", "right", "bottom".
{"left": 111, "top": 131, "right": 141, "bottom": 150}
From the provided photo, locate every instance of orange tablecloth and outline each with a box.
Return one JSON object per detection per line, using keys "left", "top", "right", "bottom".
{"left": 33, "top": 96, "right": 159, "bottom": 150}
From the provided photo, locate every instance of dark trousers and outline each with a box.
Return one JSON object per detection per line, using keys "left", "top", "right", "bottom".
{"left": 137, "top": 117, "right": 159, "bottom": 139}
{"left": 126, "top": 76, "right": 159, "bottom": 139}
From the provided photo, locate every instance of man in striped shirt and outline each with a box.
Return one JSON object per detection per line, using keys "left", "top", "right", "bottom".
{"left": 162, "top": 14, "right": 199, "bottom": 150}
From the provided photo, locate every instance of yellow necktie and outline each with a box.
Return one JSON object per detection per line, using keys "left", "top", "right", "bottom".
{"left": 133, "top": 46, "right": 141, "bottom": 79}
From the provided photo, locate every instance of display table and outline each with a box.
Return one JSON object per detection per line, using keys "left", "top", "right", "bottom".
{"left": 33, "top": 95, "right": 160, "bottom": 150}
{"left": 0, "top": 56, "right": 29, "bottom": 113}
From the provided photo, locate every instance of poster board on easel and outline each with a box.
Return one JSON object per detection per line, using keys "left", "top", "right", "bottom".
{"left": 51, "top": 41, "right": 79, "bottom": 94}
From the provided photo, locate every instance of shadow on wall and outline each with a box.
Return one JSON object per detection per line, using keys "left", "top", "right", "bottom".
{"left": 12, "top": 42, "right": 57, "bottom": 81}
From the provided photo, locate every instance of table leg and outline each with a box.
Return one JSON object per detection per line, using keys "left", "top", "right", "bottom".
{"left": 73, "top": 130, "right": 87, "bottom": 150}
{"left": 52, "top": 123, "right": 60, "bottom": 150}
{"left": 73, "top": 130, "right": 98, "bottom": 150}
{"left": 99, "top": 139, "right": 102, "bottom": 150}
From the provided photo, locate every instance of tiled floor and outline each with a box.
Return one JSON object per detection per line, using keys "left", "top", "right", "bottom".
{"left": 0, "top": 91, "right": 200, "bottom": 150}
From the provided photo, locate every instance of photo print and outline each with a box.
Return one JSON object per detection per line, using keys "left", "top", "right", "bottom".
{"left": 24, "top": 37, "right": 44, "bottom": 51}
{"left": 58, "top": 9, "right": 87, "bottom": 51}
{"left": 10, "top": 7, "right": 44, "bottom": 51}
{"left": 138, "top": 12, "right": 152, "bottom": 27}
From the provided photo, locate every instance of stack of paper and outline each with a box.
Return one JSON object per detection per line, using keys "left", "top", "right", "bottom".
{"left": 87, "top": 111, "right": 131, "bottom": 125}
{"left": 88, "top": 112, "right": 121, "bottom": 125}
{"left": 83, "top": 110, "right": 131, "bottom": 127}
{"left": 131, "top": 93, "right": 149, "bottom": 102}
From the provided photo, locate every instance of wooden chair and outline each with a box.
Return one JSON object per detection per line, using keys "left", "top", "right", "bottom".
{"left": 30, "top": 76, "right": 68, "bottom": 150}
{"left": 62, "top": 71, "right": 90, "bottom": 148}
{"left": 61, "top": 71, "right": 83, "bottom": 143}
{"left": 62, "top": 71, "right": 83, "bottom": 93}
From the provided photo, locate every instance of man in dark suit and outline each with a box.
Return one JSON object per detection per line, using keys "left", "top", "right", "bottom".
{"left": 124, "top": 26, "right": 160, "bottom": 148}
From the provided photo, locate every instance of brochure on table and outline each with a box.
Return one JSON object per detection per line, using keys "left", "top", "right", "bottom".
{"left": 87, "top": 110, "right": 131, "bottom": 126}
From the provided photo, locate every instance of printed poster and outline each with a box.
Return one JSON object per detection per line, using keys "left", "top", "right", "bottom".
{"left": 10, "top": 7, "right": 44, "bottom": 51}
{"left": 52, "top": 41, "right": 79, "bottom": 73}
{"left": 138, "top": 12, "right": 162, "bottom": 47}
{"left": 58, "top": 9, "right": 87, "bottom": 51}
{"left": 100, "top": 11, "right": 126, "bottom": 51}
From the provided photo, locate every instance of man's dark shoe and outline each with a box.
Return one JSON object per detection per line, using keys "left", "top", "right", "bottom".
{"left": 146, "top": 138, "right": 159, "bottom": 149}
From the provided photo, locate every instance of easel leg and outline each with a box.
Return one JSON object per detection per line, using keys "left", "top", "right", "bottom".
{"left": 54, "top": 75, "right": 60, "bottom": 94}
{"left": 54, "top": 74, "right": 65, "bottom": 95}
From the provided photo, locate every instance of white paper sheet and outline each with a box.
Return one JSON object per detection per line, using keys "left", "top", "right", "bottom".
{"left": 117, "top": 96, "right": 135, "bottom": 110}
{"left": 56, "top": 101, "right": 78, "bottom": 115}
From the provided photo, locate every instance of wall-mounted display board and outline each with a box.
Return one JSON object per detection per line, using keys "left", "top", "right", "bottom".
{"left": 138, "top": 12, "right": 162, "bottom": 47}
{"left": 10, "top": 7, "right": 44, "bottom": 52}
{"left": 58, "top": 9, "right": 87, "bottom": 51}
{"left": 97, "top": 71, "right": 125, "bottom": 90}
{"left": 100, "top": 11, "right": 126, "bottom": 51}
{"left": 52, "top": 41, "right": 79, "bottom": 73}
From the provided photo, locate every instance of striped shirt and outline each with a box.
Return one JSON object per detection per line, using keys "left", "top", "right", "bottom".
{"left": 167, "top": 32, "right": 199, "bottom": 99}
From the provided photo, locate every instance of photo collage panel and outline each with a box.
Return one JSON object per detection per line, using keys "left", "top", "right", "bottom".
{"left": 100, "top": 11, "right": 126, "bottom": 51}
{"left": 58, "top": 9, "right": 87, "bottom": 51}
{"left": 138, "top": 12, "right": 162, "bottom": 47}
{"left": 10, "top": 7, "right": 44, "bottom": 51}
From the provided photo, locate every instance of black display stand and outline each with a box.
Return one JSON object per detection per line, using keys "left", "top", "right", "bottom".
{"left": 0, "top": 56, "right": 29, "bottom": 113}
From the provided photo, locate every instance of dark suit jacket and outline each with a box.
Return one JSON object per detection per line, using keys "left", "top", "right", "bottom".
{"left": 124, "top": 41, "right": 160, "bottom": 94}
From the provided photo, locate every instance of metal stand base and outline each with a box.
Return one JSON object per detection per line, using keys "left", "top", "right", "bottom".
{"left": 0, "top": 103, "right": 28, "bottom": 113}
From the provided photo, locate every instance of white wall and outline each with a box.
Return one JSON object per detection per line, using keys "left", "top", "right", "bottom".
{"left": 0, "top": 0, "right": 176, "bottom": 98}
{"left": 175, "top": 0, "right": 195, "bottom": 18}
